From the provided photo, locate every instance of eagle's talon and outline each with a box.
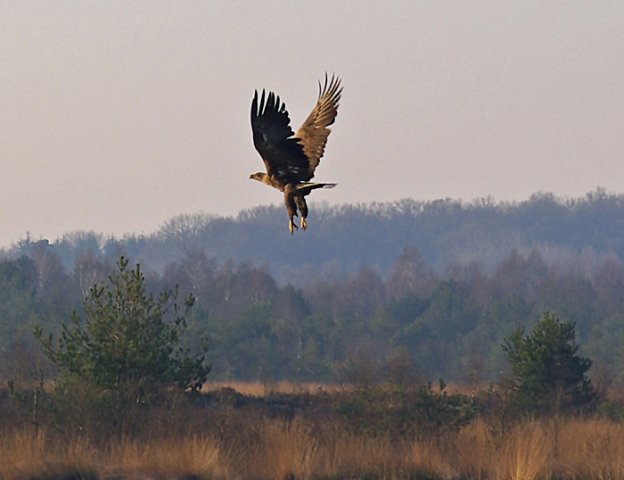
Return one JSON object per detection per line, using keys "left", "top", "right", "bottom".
{"left": 289, "top": 220, "right": 298, "bottom": 235}
{"left": 301, "top": 217, "right": 308, "bottom": 230}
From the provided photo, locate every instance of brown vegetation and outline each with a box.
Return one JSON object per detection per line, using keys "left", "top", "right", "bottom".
{"left": 4, "top": 414, "right": 624, "bottom": 480}
{"left": 201, "top": 380, "right": 345, "bottom": 397}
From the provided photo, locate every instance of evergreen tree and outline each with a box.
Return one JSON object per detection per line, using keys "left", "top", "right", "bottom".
{"left": 502, "top": 312, "right": 595, "bottom": 415}
{"left": 36, "top": 257, "right": 210, "bottom": 434}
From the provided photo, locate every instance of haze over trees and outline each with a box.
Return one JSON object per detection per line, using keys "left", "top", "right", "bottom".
{"left": 2, "top": 190, "right": 624, "bottom": 384}
{"left": 5, "top": 189, "right": 624, "bottom": 285}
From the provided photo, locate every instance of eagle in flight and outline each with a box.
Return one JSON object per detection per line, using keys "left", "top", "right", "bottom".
{"left": 250, "top": 74, "right": 342, "bottom": 234}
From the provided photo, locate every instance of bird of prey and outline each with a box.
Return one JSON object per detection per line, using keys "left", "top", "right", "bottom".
{"left": 250, "top": 74, "right": 342, "bottom": 234}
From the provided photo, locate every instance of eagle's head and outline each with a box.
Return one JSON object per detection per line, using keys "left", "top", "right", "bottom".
{"left": 249, "top": 172, "right": 269, "bottom": 184}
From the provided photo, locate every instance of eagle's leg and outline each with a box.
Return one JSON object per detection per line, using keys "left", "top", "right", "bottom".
{"left": 285, "top": 186, "right": 298, "bottom": 235}
{"left": 294, "top": 195, "right": 309, "bottom": 231}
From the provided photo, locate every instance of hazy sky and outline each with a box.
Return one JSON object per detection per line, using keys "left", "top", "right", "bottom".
{"left": 2, "top": 1, "right": 624, "bottom": 247}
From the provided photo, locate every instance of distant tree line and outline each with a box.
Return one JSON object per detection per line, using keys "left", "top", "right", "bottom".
{"left": 4, "top": 188, "right": 624, "bottom": 285}
{"left": 2, "top": 241, "right": 624, "bottom": 385}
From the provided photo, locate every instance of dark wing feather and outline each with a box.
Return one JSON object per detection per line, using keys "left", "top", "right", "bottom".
{"left": 294, "top": 74, "right": 342, "bottom": 176}
{"left": 251, "top": 89, "right": 310, "bottom": 183}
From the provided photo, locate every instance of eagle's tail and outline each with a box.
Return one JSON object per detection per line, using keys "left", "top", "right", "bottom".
{"left": 296, "top": 182, "right": 337, "bottom": 194}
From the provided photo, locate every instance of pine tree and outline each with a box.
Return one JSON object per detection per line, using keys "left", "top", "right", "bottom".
{"left": 36, "top": 257, "right": 210, "bottom": 434}
{"left": 502, "top": 312, "right": 595, "bottom": 415}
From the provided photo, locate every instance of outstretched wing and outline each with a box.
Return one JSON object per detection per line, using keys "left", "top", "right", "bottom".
{"left": 251, "top": 89, "right": 310, "bottom": 183}
{"left": 294, "top": 74, "right": 342, "bottom": 177}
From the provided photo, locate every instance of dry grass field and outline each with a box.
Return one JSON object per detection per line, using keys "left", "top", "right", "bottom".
{"left": 201, "top": 380, "right": 346, "bottom": 397}
{"left": 3, "top": 417, "right": 624, "bottom": 480}
{"left": 3, "top": 381, "right": 624, "bottom": 479}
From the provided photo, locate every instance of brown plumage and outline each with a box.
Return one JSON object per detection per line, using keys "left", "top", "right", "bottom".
{"left": 249, "top": 74, "right": 342, "bottom": 234}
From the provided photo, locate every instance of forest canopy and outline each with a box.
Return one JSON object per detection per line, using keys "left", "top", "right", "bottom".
{"left": 2, "top": 191, "right": 624, "bottom": 383}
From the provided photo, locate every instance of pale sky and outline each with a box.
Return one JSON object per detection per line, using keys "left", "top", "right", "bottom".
{"left": 2, "top": 1, "right": 624, "bottom": 248}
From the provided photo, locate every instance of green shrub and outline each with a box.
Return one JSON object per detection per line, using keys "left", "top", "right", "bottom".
{"left": 502, "top": 312, "right": 596, "bottom": 416}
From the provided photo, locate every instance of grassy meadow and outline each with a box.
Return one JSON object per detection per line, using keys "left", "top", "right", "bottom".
{"left": 2, "top": 382, "right": 624, "bottom": 480}
{"left": 3, "top": 417, "right": 624, "bottom": 480}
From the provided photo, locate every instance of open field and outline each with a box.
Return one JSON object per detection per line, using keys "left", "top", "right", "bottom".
{"left": 3, "top": 381, "right": 623, "bottom": 479}
{"left": 201, "top": 380, "right": 346, "bottom": 397}
{"left": 3, "top": 417, "right": 624, "bottom": 480}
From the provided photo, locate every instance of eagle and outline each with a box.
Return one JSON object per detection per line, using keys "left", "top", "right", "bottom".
{"left": 250, "top": 74, "right": 342, "bottom": 234}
